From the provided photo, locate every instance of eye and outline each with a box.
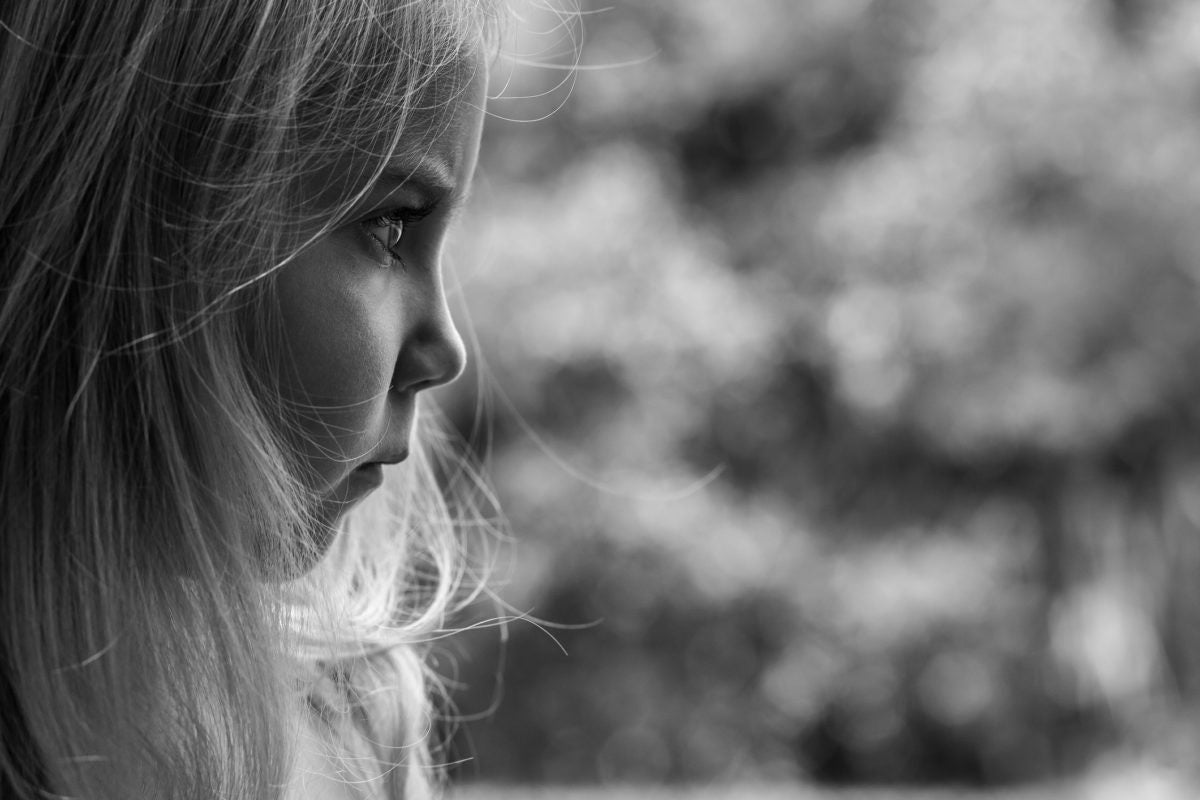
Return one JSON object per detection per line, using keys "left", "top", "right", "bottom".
{"left": 361, "top": 203, "right": 438, "bottom": 262}
{"left": 363, "top": 209, "right": 408, "bottom": 256}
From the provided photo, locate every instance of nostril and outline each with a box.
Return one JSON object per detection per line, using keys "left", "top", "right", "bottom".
{"left": 398, "top": 375, "right": 438, "bottom": 394}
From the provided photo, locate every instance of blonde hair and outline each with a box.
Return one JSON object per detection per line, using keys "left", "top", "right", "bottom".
{"left": 0, "top": 1, "right": 499, "bottom": 797}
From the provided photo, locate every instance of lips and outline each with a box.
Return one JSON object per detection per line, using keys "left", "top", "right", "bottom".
{"left": 346, "top": 462, "right": 384, "bottom": 494}
{"left": 372, "top": 449, "right": 409, "bottom": 466}
{"left": 348, "top": 449, "right": 408, "bottom": 481}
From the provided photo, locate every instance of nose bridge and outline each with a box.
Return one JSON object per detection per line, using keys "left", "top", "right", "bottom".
{"left": 395, "top": 268, "right": 466, "bottom": 393}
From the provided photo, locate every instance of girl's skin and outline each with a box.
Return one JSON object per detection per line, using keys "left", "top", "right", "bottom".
{"left": 276, "top": 53, "right": 488, "bottom": 800}
{"left": 274, "top": 61, "right": 486, "bottom": 535}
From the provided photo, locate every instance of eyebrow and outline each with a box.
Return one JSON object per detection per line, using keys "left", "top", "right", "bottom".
{"left": 374, "top": 157, "right": 458, "bottom": 205}
{"left": 342, "top": 153, "right": 476, "bottom": 226}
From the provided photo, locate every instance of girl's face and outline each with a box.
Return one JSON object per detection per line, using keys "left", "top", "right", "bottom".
{"left": 272, "top": 62, "right": 486, "bottom": 527}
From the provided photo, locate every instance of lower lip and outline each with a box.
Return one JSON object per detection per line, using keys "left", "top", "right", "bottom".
{"left": 349, "top": 462, "right": 384, "bottom": 492}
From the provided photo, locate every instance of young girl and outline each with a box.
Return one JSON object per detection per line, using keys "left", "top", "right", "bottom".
{"left": 0, "top": 0, "right": 499, "bottom": 797}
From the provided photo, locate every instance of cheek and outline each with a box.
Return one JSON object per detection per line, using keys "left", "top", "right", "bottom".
{"left": 284, "top": 294, "right": 392, "bottom": 402}
{"left": 273, "top": 255, "right": 400, "bottom": 468}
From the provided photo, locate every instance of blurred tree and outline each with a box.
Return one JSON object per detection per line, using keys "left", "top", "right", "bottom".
{"left": 439, "top": 0, "right": 1200, "bottom": 788}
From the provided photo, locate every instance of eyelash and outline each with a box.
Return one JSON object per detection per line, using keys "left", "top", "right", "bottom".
{"left": 362, "top": 202, "right": 438, "bottom": 264}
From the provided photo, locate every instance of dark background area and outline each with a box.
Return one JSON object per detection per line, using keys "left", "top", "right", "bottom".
{"left": 436, "top": 0, "right": 1200, "bottom": 791}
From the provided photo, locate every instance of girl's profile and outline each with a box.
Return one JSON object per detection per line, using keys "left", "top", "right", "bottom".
{"left": 0, "top": 1, "right": 499, "bottom": 797}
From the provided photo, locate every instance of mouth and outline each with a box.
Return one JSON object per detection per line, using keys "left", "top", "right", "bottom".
{"left": 347, "top": 449, "right": 408, "bottom": 484}
{"left": 345, "top": 462, "right": 385, "bottom": 496}
{"left": 314, "top": 450, "right": 410, "bottom": 530}
{"left": 370, "top": 449, "right": 409, "bottom": 467}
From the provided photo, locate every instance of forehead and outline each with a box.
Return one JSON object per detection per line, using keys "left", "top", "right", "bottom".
{"left": 404, "top": 58, "right": 487, "bottom": 176}
{"left": 300, "top": 55, "right": 487, "bottom": 218}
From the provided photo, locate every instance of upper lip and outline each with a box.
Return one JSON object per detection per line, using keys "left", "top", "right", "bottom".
{"left": 372, "top": 450, "right": 409, "bottom": 466}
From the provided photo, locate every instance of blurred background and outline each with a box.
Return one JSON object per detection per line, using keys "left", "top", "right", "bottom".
{"left": 435, "top": 0, "right": 1200, "bottom": 795}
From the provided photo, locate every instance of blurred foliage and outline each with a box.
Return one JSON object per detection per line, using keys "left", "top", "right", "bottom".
{"left": 437, "top": 0, "right": 1200, "bottom": 789}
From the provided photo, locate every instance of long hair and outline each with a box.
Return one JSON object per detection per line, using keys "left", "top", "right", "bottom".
{"left": 0, "top": 1, "right": 499, "bottom": 797}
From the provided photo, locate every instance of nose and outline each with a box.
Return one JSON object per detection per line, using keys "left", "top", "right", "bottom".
{"left": 391, "top": 279, "right": 467, "bottom": 394}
